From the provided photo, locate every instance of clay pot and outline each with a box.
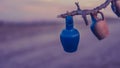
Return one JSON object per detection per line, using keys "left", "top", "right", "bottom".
{"left": 90, "top": 12, "right": 109, "bottom": 40}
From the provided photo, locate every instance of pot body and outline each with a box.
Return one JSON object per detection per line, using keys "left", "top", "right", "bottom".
{"left": 60, "top": 15, "right": 80, "bottom": 53}
{"left": 91, "top": 20, "right": 109, "bottom": 40}
{"left": 60, "top": 29, "right": 80, "bottom": 52}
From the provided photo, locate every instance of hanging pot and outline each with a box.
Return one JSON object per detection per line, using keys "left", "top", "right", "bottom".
{"left": 60, "top": 15, "right": 80, "bottom": 53}
{"left": 111, "top": 0, "right": 120, "bottom": 17}
{"left": 90, "top": 12, "right": 109, "bottom": 40}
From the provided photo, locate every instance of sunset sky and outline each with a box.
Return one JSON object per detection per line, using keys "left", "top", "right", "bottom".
{"left": 0, "top": 0, "right": 116, "bottom": 22}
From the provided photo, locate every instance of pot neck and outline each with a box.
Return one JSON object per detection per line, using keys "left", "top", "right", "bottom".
{"left": 65, "top": 16, "right": 74, "bottom": 30}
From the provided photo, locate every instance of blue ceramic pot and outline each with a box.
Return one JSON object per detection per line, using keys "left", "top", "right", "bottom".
{"left": 60, "top": 16, "right": 80, "bottom": 53}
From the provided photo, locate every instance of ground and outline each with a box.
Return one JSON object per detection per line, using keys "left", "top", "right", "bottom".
{"left": 0, "top": 18, "right": 120, "bottom": 68}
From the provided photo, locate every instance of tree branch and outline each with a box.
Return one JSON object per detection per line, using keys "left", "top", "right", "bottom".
{"left": 58, "top": 0, "right": 113, "bottom": 18}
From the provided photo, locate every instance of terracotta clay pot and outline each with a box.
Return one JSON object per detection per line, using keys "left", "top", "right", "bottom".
{"left": 90, "top": 12, "right": 109, "bottom": 40}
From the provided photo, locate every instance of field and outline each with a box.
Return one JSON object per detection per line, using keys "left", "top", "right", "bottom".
{"left": 0, "top": 18, "right": 120, "bottom": 68}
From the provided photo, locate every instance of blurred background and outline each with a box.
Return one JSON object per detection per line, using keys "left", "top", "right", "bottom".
{"left": 0, "top": 0, "right": 120, "bottom": 68}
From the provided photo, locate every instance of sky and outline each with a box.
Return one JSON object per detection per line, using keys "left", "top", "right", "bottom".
{"left": 0, "top": 0, "right": 116, "bottom": 22}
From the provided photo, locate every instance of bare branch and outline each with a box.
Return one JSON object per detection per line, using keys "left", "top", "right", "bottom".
{"left": 58, "top": 0, "right": 113, "bottom": 18}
